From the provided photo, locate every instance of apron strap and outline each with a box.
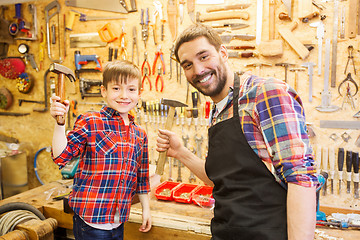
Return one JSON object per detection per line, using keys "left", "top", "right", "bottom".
{"left": 233, "top": 73, "right": 240, "bottom": 118}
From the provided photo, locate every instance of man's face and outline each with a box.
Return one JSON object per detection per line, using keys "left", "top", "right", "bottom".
{"left": 101, "top": 77, "right": 140, "bottom": 119}
{"left": 177, "top": 37, "right": 228, "bottom": 99}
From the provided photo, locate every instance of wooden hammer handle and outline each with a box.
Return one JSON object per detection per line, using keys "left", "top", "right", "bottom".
{"left": 155, "top": 107, "right": 175, "bottom": 175}
{"left": 56, "top": 73, "right": 66, "bottom": 126}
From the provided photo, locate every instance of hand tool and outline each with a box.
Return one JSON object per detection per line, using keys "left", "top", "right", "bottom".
{"left": 98, "top": 22, "right": 119, "bottom": 43}
{"left": 142, "top": 101, "right": 148, "bottom": 132}
{"left": 117, "top": 24, "right": 127, "bottom": 60}
{"left": 309, "top": 20, "right": 325, "bottom": 76}
{"left": 65, "top": 0, "right": 128, "bottom": 13}
{"left": 18, "top": 99, "right": 44, "bottom": 106}
{"left": 45, "top": 0, "right": 62, "bottom": 63}
{"left": 338, "top": 73, "right": 358, "bottom": 110}
{"left": 152, "top": 1, "right": 163, "bottom": 45}
{"left": 141, "top": 52, "right": 151, "bottom": 76}
{"left": 338, "top": 148, "right": 345, "bottom": 195}
{"left": 301, "top": 62, "right": 315, "bottom": 102}
{"left": 331, "top": 0, "right": 339, "bottom": 88}
{"left": 79, "top": 13, "right": 126, "bottom": 22}
{"left": 298, "top": 0, "right": 319, "bottom": 23}
{"left": 192, "top": 90, "right": 199, "bottom": 130}
{"left": 167, "top": 0, "right": 178, "bottom": 42}
{"left": 315, "top": 39, "right": 340, "bottom": 112}
{"left": 329, "top": 148, "right": 336, "bottom": 194}
{"left": 155, "top": 66, "right": 164, "bottom": 92}
{"left": 177, "top": 157, "right": 182, "bottom": 182}
{"left": 353, "top": 151, "right": 359, "bottom": 199}
{"left": 281, "top": 0, "right": 292, "bottom": 19}
{"left": 129, "top": 0, "right": 137, "bottom": 13}
{"left": 188, "top": 0, "right": 195, "bottom": 23}
{"left": 259, "top": 0, "right": 283, "bottom": 57}
{"left": 155, "top": 99, "right": 188, "bottom": 176}
{"left": 141, "top": 68, "right": 151, "bottom": 92}
{"left": 315, "top": 146, "right": 322, "bottom": 174}
{"left": 320, "top": 120, "right": 360, "bottom": 129}
{"left": 275, "top": 63, "right": 295, "bottom": 83}
{"left": 196, "top": 11, "right": 249, "bottom": 23}
{"left": 322, "top": 147, "right": 329, "bottom": 196}
{"left": 108, "top": 47, "right": 113, "bottom": 61}
{"left": 206, "top": 3, "right": 251, "bottom": 12}
{"left": 226, "top": 45, "right": 255, "bottom": 50}
{"left": 179, "top": 0, "right": 185, "bottom": 24}
{"left": 65, "top": 10, "right": 80, "bottom": 31}
{"left": 245, "top": 63, "right": 272, "bottom": 76}
{"left": 131, "top": 26, "right": 139, "bottom": 66}
{"left": 348, "top": 0, "right": 357, "bottom": 38}
{"left": 152, "top": 45, "right": 165, "bottom": 75}
{"left": 79, "top": 78, "right": 102, "bottom": 99}
{"left": 15, "top": 4, "right": 37, "bottom": 41}
{"left": 256, "top": 0, "right": 263, "bottom": 45}
{"left": 49, "top": 63, "right": 76, "bottom": 125}
{"left": 69, "top": 32, "right": 107, "bottom": 48}
{"left": 228, "top": 51, "right": 258, "bottom": 58}
{"left": 140, "top": 8, "right": 149, "bottom": 48}
{"left": 278, "top": 21, "right": 310, "bottom": 60}
{"left": 344, "top": 45, "right": 356, "bottom": 75}
{"left": 340, "top": 5, "right": 345, "bottom": 39}
{"left": 74, "top": 51, "right": 102, "bottom": 72}
{"left": 346, "top": 151, "right": 353, "bottom": 194}
{"left": 289, "top": 68, "right": 305, "bottom": 92}
{"left": 209, "top": 23, "right": 249, "bottom": 30}
{"left": 220, "top": 34, "right": 256, "bottom": 44}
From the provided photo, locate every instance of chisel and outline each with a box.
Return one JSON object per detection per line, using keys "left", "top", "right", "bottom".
{"left": 338, "top": 148, "right": 345, "bottom": 194}
{"left": 322, "top": 147, "right": 329, "bottom": 196}
{"left": 346, "top": 151, "right": 353, "bottom": 194}
{"left": 329, "top": 148, "right": 336, "bottom": 194}
{"left": 352, "top": 151, "right": 359, "bottom": 199}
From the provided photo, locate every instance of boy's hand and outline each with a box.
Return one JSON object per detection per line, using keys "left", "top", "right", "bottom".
{"left": 50, "top": 96, "right": 70, "bottom": 121}
{"left": 139, "top": 209, "right": 152, "bottom": 232}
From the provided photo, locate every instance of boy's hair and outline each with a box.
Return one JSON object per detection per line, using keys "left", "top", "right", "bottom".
{"left": 102, "top": 60, "right": 142, "bottom": 89}
{"left": 174, "top": 23, "right": 222, "bottom": 62}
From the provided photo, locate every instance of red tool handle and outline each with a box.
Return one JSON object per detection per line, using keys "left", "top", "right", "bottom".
{"left": 205, "top": 101, "right": 210, "bottom": 119}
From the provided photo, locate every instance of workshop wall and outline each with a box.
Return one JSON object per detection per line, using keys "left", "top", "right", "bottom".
{"left": 0, "top": 0, "right": 359, "bottom": 209}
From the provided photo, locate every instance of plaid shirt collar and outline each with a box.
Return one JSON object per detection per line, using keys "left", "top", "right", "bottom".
{"left": 101, "top": 106, "right": 135, "bottom": 122}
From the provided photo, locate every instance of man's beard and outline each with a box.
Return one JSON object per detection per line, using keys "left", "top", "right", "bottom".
{"left": 192, "top": 60, "right": 227, "bottom": 97}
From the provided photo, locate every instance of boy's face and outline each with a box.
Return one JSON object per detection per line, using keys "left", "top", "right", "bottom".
{"left": 101, "top": 77, "right": 140, "bottom": 119}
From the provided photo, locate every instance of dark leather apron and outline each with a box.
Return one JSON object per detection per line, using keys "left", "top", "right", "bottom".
{"left": 205, "top": 74, "right": 287, "bottom": 240}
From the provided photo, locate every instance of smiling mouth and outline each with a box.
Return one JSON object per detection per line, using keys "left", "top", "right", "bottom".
{"left": 197, "top": 72, "right": 213, "bottom": 84}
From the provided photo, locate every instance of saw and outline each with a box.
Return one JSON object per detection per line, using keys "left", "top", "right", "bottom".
{"left": 65, "top": 0, "right": 128, "bottom": 13}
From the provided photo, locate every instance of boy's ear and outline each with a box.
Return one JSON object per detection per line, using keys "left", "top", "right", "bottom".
{"left": 100, "top": 85, "right": 107, "bottom": 98}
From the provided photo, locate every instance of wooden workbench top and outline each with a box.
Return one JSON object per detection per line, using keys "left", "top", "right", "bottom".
{"left": 0, "top": 180, "right": 359, "bottom": 240}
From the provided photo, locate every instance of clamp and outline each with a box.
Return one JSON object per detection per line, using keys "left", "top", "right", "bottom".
{"left": 141, "top": 67, "right": 152, "bottom": 92}
{"left": 152, "top": 45, "right": 165, "bottom": 75}
{"left": 119, "top": 22, "right": 127, "bottom": 60}
{"left": 345, "top": 45, "right": 356, "bottom": 75}
{"left": 141, "top": 52, "right": 151, "bottom": 75}
{"left": 155, "top": 65, "right": 164, "bottom": 92}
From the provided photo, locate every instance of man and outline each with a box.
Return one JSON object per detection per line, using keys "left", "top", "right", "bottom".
{"left": 156, "top": 24, "right": 319, "bottom": 240}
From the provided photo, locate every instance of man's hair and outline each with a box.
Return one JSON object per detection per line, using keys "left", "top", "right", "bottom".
{"left": 102, "top": 60, "right": 142, "bottom": 89}
{"left": 174, "top": 23, "right": 222, "bottom": 62}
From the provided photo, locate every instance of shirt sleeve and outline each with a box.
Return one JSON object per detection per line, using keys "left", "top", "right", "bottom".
{"left": 52, "top": 114, "right": 88, "bottom": 169}
{"left": 136, "top": 132, "right": 150, "bottom": 194}
{"left": 254, "top": 78, "right": 319, "bottom": 188}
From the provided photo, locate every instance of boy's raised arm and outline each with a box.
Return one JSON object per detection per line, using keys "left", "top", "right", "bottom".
{"left": 50, "top": 96, "right": 69, "bottom": 157}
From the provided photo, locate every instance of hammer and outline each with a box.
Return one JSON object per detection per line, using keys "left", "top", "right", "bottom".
{"left": 49, "top": 63, "right": 76, "bottom": 126}
{"left": 155, "top": 98, "right": 187, "bottom": 176}
{"left": 275, "top": 62, "right": 295, "bottom": 83}
{"left": 289, "top": 68, "right": 306, "bottom": 92}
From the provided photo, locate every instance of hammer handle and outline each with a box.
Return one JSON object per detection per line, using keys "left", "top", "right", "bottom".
{"left": 156, "top": 107, "right": 175, "bottom": 175}
{"left": 56, "top": 73, "right": 66, "bottom": 126}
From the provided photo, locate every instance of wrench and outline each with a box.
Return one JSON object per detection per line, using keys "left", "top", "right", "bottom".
{"left": 168, "top": 157, "right": 174, "bottom": 181}
{"left": 192, "top": 135, "right": 204, "bottom": 183}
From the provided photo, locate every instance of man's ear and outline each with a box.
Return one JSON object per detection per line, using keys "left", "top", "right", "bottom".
{"left": 100, "top": 85, "right": 107, "bottom": 98}
{"left": 219, "top": 45, "right": 228, "bottom": 61}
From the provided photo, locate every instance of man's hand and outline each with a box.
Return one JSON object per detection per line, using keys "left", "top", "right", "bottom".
{"left": 50, "top": 96, "right": 70, "bottom": 121}
{"left": 156, "top": 129, "right": 184, "bottom": 159}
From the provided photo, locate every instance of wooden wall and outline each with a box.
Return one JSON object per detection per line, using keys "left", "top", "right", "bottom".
{"left": 0, "top": 0, "right": 359, "bottom": 209}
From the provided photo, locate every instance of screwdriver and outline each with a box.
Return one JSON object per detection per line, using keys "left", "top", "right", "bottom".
{"left": 329, "top": 148, "right": 336, "bottom": 194}
{"left": 322, "top": 147, "right": 329, "bottom": 196}
{"left": 338, "top": 148, "right": 345, "bottom": 195}
{"left": 346, "top": 150, "right": 353, "bottom": 194}
{"left": 353, "top": 151, "right": 359, "bottom": 199}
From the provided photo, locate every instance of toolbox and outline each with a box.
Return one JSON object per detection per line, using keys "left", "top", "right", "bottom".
{"left": 154, "top": 181, "right": 180, "bottom": 201}
{"left": 172, "top": 183, "right": 198, "bottom": 204}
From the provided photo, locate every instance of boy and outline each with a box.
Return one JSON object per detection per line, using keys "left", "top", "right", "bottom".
{"left": 51, "top": 60, "right": 151, "bottom": 239}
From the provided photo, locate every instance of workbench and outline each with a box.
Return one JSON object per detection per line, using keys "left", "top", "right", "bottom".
{"left": 0, "top": 180, "right": 359, "bottom": 240}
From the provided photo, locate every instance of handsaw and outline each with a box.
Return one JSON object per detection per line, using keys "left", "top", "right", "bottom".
{"left": 167, "top": 0, "right": 178, "bottom": 41}
{"left": 65, "top": 0, "right": 128, "bottom": 13}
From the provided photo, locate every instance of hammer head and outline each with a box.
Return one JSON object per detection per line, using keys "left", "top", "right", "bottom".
{"left": 49, "top": 63, "right": 76, "bottom": 82}
{"left": 161, "top": 98, "right": 187, "bottom": 108}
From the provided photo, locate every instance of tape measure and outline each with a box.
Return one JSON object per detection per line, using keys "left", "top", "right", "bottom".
{"left": 0, "top": 87, "right": 13, "bottom": 109}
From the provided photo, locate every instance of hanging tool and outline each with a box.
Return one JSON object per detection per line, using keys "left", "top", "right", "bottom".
{"left": 298, "top": 0, "right": 319, "bottom": 23}
{"left": 220, "top": 34, "right": 255, "bottom": 44}
{"left": 340, "top": 5, "right": 345, "bottom": 39}
{"left": 15, "top": 4, "right": 37, "bottom": 41}
{"left": 281, "top": 0, "right": 292, "bottom": 19}
{"left": 316, "top": 39, "right": 339, "bottom": 112}
{"left": 179, "top": 0, "right": 185, "bottom": 24}
{"left": 141, "top": 68, "right": 151, "bottom": 92}
{"left": 329, "top": 148, "right": 336, "bottom": 194}
{"left": 338, "top": 73, "right": 358, "bottom": 110}
{"left": 192, "top": 90, "right": 199, "bottom": 130}
{"left": 196, "top": 11, "right": 249, "bottom": 23}
{"left": 331, "top": 0, "right": 339, "bottom": 88}
{"left": 301, "top": 62, "right": 316, "bottom": 102}
{"left": 152, "top": 1, "right": 163, "bottom": 45}
{"left": 140, "top": 8, "right": 149, "bottom": 48}
{"left": 188, "top": 0, "right": 195, "bottom": 23}
{"left": 244, "top": 63, "right": 272, "bottom": 76}
{"left": 45, "top": 0, "right": 62, "bottom": 63}
{"left": 322, "top": 147, "right": 329, "bottom": 196}
{"left": 155, "top": 66, "right": 164, "bottom": 92}
{"left": 256, "top": 0, "right": 263, "bottom": 45}
{"left": 338, "top": 148, "right": 345, "bottom": 195}
{"left": 353, "top": 152, "right": 359, "bottom": 199}
{"left": 310, "top": 20, "right": 325, "bottom": 76}
{"left": 228, "top": 51, "right": 258, "bottom": 58}
{"left": 49, "top": 63, "right": 76, "bottom": 125}
{"left": 344, "top": 45, "right": 356, "bottom": 75}
{"left": 206, "top": 3, "right": 251, "bottom": 12}
{"left": 65, "top": 0, "right": 128, "bottom": 13}
{"left": 129, "top": 0, "right": 137, "bottom": 13}
{"left": 155, "top": 99, "right": 188, "bottom": 176}
{"left": 349, "top": 0, "right": 357, "bottom": 38}
{"left": 275, "top": 63, "right": 295, "bottom": 83}
{"left": 167, "top": 0, "right": 178, "bottom": 42}
{"left": 209, "top": 23, "right": 249, "bottom": 30}
{"left": 315, "top": 146, "right": 322, "bottom": 174}
{"left": 346, "top": 151, "right": 353, "bottom": 194}
{"left": 141, "top": 52, "right": 151, "bottom": 76}
{"left": 119, "top": 23, "right": 127, "bottom": 60}
{"left": 152, "top": 45, "right": 165, "bottom": 75}
{"left": 132, "top": 26, "right": 139, "bottom": 66}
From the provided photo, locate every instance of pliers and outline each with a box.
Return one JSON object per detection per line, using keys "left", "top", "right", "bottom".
{"left": 119, "top": 22, "right": 127, "bottom": 60}
{"left": 141, "top": 52, "right": 151, "bottom": 75}
{"left": 155, "top": 65, "right": 164, "bottom": 92}
{"left": 141, "top": 67, "right": 152, "bottom": 92}
{"left": 152, "top": 45, "right": 165, "bottom": 75}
